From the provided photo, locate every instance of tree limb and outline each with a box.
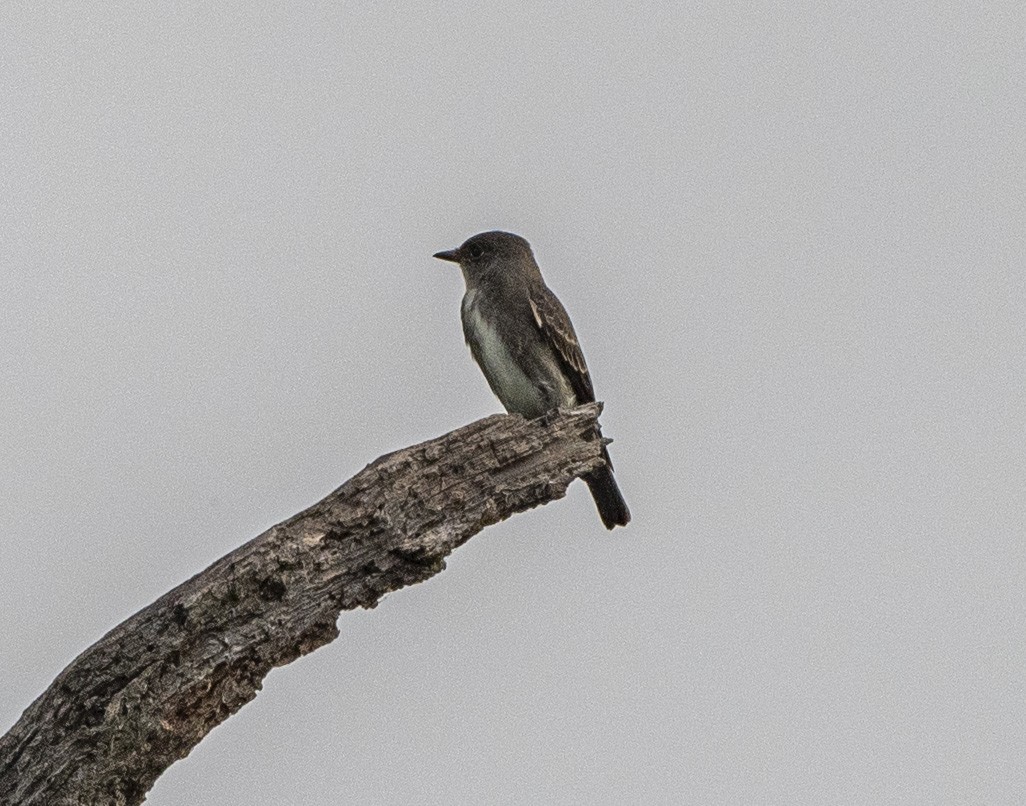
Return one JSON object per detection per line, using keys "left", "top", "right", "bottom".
{"left": 0, "top": 405, "right": 608, "bottom": 806}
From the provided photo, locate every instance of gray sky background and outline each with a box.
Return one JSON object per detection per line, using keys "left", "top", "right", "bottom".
{"left": 2, "top": 3, "right": 1024, "bottom": 803}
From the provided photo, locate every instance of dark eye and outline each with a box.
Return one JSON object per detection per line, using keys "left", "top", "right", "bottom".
{"left": 467, "top": 244, "right": 484, "bottom": 259}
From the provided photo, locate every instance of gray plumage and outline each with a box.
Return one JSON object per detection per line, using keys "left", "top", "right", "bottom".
{"left": 434, "top": 231, "right": 630, "bottom": 529}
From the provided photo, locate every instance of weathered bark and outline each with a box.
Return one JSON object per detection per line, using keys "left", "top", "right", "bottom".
{"left": 0, "top": 405, "right": 608, "bottom": 806}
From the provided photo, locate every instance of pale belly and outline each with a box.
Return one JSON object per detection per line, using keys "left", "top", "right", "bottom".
{"left": 462, "top": 293, "right": 574, "bottom": 418}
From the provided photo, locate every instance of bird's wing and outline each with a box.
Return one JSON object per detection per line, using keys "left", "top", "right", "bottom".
{"left": 528, "top": 285, "right": 596, "bottom": 404}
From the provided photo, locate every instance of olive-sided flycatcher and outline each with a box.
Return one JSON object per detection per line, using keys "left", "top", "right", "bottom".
{"left": 434, "top": 231, "right": 630, "bottom": 529}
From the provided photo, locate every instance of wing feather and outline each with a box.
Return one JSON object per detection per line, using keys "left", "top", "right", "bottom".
{"left": 528, "top": 286, "right": 595, "bottom": 404}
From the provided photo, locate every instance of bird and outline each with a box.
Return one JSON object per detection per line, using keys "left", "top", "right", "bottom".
{"left": 433, "top": 230, "right": 630, "bottom": 529}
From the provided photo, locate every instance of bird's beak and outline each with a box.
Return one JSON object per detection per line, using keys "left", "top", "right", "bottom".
{"left": 433, "top": 249, "right": 460, "bottom": 263}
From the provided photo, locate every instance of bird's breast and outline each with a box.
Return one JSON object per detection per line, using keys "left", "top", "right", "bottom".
{"left": 461, "top": 290, "right": 550, "bottom": 417}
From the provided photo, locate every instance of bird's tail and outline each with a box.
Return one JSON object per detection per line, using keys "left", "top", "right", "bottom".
{"left": 583, "top": 448, "right": 630, "bottom": 529}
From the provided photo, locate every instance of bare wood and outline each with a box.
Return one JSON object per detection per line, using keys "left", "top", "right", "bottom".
{"left": 0, "top": 405, "right": 608, "bottom": 806}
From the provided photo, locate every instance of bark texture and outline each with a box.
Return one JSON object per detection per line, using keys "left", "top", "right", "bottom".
{"left": 0, "top": 405, "right": 608, "bottom": 806}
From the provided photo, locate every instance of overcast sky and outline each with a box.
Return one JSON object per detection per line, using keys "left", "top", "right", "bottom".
{"left": 2, "top": 2, "right": 1024, "bottom": 803}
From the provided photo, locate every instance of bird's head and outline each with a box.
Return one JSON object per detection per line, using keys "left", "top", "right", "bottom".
{"left": 433, "top": 231, "right": 537, "bottom": 283}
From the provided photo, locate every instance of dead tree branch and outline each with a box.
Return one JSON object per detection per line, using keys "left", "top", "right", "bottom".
{"left": 0, "top": 405, "right": 607, "bottom": 806}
